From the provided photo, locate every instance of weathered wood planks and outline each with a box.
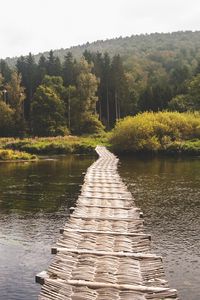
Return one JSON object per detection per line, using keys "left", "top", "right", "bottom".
{"left": 36, "top": 146, "right": 178, "bottom": 300}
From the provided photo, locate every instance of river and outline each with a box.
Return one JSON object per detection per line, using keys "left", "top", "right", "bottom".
{"left": 0, "top": 155, "right": 199, "bottom": 299}
{"left": 119, "top": 155, "right": 200, "bottom": 300}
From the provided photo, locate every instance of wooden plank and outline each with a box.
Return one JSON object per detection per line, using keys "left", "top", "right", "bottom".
{"left": 51, "top": 247, "right": 162, "bottom": 260}
{"left": 60, "top": 228, "right": 151, "bottom": 240}
{"left": 48, "top": 278, "right": 177, "bottom": 294}
{"left": 70, "top": 215, "right": 143, "bottom": 221}
{"left": 35, "top": 271, "right": 49, "bottom": 285}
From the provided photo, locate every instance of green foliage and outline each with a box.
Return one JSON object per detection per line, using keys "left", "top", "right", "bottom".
{"left": 3, "top": 32, "right": 200, "bottom": 138}
{"left": 0, "top": 59, "right": 11, "bottom": 82}
{"left": 170, "top": 74, "right": 200, "bottom": 111}
{"left": 186, "top": 74, "right": 200, "bottom": 110}
{"left": 16, "top": 53, "right": 38, "bottom": 119}
{"left": 42, "top": 75, "right": 65, "bottom": 97}
{"left": 0, "top": 101, "right": 14, "bottom": 136}
{"left": 79, "top": 113, "right": 105, "bottom": 135}
{"left": 0, "top": 149, "right": 37, "bottom": 160}
{"left": 31, "top": 85, "right": 68, "bottom": 136}
{"left": 168, "top": 95, "right": 189, "bottom": 112}
{"left": 5, "top": 71, "right": 26, "bottom": 134}
{"left": 76, "top": 59, "right": 98, "bottom": 113}
{"left": 110, "top": 112, "right": 200, "bottom": 153}
{"left": 2, "top": 135, "right": 109, "bottom": 155}
{"left": 65, "top": 58, "right": 100, "bottom": 134}
{"left": 181, "top": 140, "right": 200, "bottom": 154}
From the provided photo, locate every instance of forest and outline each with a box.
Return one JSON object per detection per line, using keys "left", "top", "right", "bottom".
{"left": 1, "top": 31, "right": 200, "bottom": 137}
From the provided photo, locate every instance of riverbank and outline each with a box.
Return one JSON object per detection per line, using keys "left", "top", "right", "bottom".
{"left": 110, "top": 139, "right": 200, "bottom": 156}
{"left": 0, "top": 149, "right": 37, "bottom": 161}
{"left": 0, "top": 135, "right": 109, "bottom": 160}
{"left": 1, "top": 134, "right": 200, "bottom": 161}
{"left": 2, "top": 111, "right": 200, "bottom": 161}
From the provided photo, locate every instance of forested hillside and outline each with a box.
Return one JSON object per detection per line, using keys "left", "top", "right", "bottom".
{"left": 5, "top": 31, "right": 200, "bottom": 65}
{"left": 1, "top": 31, "right": 200, "bottom": 137}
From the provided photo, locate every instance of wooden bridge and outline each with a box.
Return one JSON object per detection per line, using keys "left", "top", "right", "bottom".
{"left": 36, "top": 146, "right": 178, "bottom": 300}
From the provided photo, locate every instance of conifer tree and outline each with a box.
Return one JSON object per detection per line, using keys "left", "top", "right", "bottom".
{"left": 62, "top": 52, "right": 76, "bottom": 86}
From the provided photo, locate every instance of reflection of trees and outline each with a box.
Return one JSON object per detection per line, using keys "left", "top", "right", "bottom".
{"left": 0, "top": 156, "right": 95, "bottom": 214}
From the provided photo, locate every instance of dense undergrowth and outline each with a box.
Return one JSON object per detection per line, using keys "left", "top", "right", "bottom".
{"left": 110, "top": 112, "right": 200, "bottom": 154}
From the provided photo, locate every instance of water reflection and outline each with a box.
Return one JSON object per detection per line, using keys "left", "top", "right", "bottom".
{"left": 119, "top": 155, "right": 200, "bottom": 300}
{"left": 0, "top": 155, "right": 95, "bottom": 300}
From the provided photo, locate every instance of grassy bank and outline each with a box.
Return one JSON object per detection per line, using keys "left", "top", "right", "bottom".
{"left": 0, "top": 135, "right": 109, "bottom": 156}
{"left": 0, "top": 149, "right": 37, "bottom": 161}
{"left": 110, "top": 112, "right": 200, "bottom": 155}
{"left": 1, "top": 112, "right": 200, "bottom": 159}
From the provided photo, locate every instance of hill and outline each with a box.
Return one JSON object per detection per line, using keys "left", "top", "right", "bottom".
{"left": 5, "top": 31, "right": 200, "bottom": 67}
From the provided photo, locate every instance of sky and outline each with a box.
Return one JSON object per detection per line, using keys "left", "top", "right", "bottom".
{"left": 1, "top": 0, "right": 200, "bottom": 58}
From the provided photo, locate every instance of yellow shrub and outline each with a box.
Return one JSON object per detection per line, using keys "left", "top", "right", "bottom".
{"left": 110, "top": 111, "right": 200, "bottom": 152}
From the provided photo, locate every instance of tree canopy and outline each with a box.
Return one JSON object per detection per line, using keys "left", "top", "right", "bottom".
{"left": 1, "top": 31, "right": 200, "bottom": 137}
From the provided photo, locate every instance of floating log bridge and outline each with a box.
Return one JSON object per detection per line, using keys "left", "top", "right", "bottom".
{"left": 36, "top": 146, "right": 178, "bottom": 300}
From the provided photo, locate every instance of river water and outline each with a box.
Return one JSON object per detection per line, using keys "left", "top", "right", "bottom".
{"left": 119, "top": 155, "right": 200, "bottom": 300}
{"left": 0, "top": 155, "right": 199, "bottom": 300}
{"left": 0, "top": 155, "right": 95, "bottom": 300}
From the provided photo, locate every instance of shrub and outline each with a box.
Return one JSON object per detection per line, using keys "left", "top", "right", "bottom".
{"left": 110, "top": 111, "right": 200, "bottom": 153}
{"left": 78, "top": 113, "right": 105, "bottom": 135}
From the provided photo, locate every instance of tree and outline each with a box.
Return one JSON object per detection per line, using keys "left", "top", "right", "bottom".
{"left": 110, "top": 55, "right": 128, "bottom": 124}
{"left": 79, "top": 113, "right": 105, "bottom": 135}
{"left": 37, "top": 55, "right": 47, "bottom": 84}
{"left": 168, "top": 95, "right": 189, "bottom": 112}
{"left": 0, "top": 73, "right": 3, "bottom": 90}
{"left": 31, "top": 85, "right": 68, "bottom": 136}
{"left": 6, "top": 71, "right": 25, "bottom": 113}
{"left": 62, "top": 52, "right": 76, "bottom": 86}
{"left": 167, "top": 73, "right": 200, "bottom": 111}
{"left": 186, "top": 74, "right": 200, "bottom": 109}
{"left": 5, "top": 71, "right": 25, "bottom": 134}
{"left": 77, "top": 71, "right": 98, "bottom": 113}
{"left": 65, "top": 85, "right": 77, "bottom": 131}
{"left": 83, "top": 51, "right": 109, "bottom": 126}
{"left": 16, "top": 53, "right": 38, "bottom": 119}
{"left": 100, "top": 52, "right": 111, "bottom": 128}
{"left": 42, "top": 75, "right": 65, "bottom": 98}
{"left": 67, "top": 58, "right": 100, "bottom": 134}
{"left": 83, "top": 50, "right": 94, "bottom": 64}
{"left": 0, "top": 60, "right": 11, "bottom": 82}
{"left": 0, "top": 101, "right": 14, "bottom": 136}
{"left": 46, "top": 50, "right": 61, "bottom": 76}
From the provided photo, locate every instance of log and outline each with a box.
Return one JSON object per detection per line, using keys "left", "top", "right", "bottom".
{"left": 60, "top": 228, "right": 151, "bottom": 240}
{"left": 70, "top": 215, "right": 143, "bottom": 222}
{"left": 44, "top": 278, "right": 177, "bottom": 295}
{"left": 51, "top": 247, "right": 162, "bottom": 260}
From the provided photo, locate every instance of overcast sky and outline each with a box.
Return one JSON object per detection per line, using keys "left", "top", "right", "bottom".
{"left": 1, "top": 0, "right": 200, "bottom": 58}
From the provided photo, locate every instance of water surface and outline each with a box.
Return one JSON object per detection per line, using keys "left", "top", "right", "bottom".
{"left": 0, "top": 155, "right": 95, "bottom": 300}
{"left": 0, "top": 154, "right": 199, "bottom": 300}
{"left": 119, "top": 155, "right": 200, "bottom": 300}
